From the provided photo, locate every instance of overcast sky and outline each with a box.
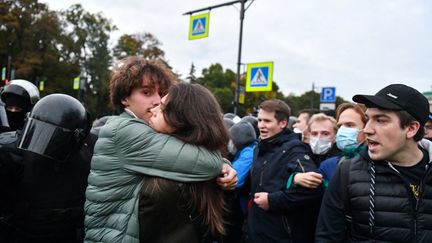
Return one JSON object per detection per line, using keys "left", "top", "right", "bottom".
{"left": 40, "top": 0, "right": 432, "bottom": 100}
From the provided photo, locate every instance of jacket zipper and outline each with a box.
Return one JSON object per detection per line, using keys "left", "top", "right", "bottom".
{"left": 259, "top": 160, "right": 267, "bottom": 187}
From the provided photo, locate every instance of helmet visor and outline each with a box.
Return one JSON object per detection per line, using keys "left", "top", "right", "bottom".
{"left": 18, "top": 118, "right": 75, "bottom": 161}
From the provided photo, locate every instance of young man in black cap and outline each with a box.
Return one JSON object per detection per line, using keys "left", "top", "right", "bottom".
{"left": 316, "top": 84, "right": 432, "bottom": 242}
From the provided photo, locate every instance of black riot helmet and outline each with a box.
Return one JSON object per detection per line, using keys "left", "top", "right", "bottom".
{"left": 1, "top": 79, "right": 40, "bottom": 130}
{"left": 1, "top": 79, "right": 40, "bottom": 106}
{"left": 17, "top": 94, "right": 91, "bottom": 161}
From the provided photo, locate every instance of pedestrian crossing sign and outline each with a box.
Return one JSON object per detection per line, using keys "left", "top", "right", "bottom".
{"left": 189, "top": 12, "right": 210, "bottom": 40}
{"left": 246, "top": 62, "right": 273, "bottom": 92}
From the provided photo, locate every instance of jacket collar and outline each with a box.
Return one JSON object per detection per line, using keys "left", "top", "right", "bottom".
{"left": 258, "top": 129, "right": 299, "bottom": 153}
{"left": 120, "top": 110, "right": 149, "bottom": 125}
{"left": 124, "top": 108, "right": 138, "bottom": 118}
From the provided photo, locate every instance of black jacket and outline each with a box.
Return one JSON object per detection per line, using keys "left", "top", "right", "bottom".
{"left": 0, "top": 133, "right": 95, "bottom": 243}
{"left": 139, "top": 177, "right": 213, "bottom": 243}
{"left": 316, "top": 140, "right": 432, "bottom": 242}
{"left": 312, "top": 143, "right": 342, "bottom": 166}
{"left": 248, "top": 129, "right": 324, "bottom": 243}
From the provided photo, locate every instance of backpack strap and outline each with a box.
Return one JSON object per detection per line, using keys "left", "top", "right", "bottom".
{"left": 338, "top": 157, "right": 352, "bottom": 224}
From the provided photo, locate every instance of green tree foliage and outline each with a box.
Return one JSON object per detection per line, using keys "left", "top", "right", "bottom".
{"left": 284, "top": 90, "right": 346, "bottom": 117}
{"left": 0, "top": 0, "right": 73, "bottom": 88}
{"left": 112, "top": 32, "right": 176, "bottom": 79}
{"left": 0, "top": 1, "right": 116, "bottom": 118}
{"left": 196, "top": 63, "right": 284, "bottom": 115}
{"left": 196, "top": 63, "right": 236, "bottom": 112}
{"left": 186, "top": 62, "right": 197, "bottom": 83}
{"left": 240, "top": 82, "right": 285, "bottom": 116}
{"left": 113, "top": 32, "right": 165, "bottom": 61}
{"left": 61, "top": 4, "right": 116, "bottom": 117}
{"left": 0, "top": 0, "right": 347, "bottom": 120}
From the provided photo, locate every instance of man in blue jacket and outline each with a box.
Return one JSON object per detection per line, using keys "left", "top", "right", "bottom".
{"left": 248, "top": 99, "right": 324, "bottom": 243}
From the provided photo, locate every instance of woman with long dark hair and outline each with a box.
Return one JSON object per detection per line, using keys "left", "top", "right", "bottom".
{"left": 139, "top": 82, "right": 229, "bottom": 242}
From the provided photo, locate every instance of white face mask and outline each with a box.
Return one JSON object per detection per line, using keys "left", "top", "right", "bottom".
{"left": 293, "top": 127, "right": 304, "bottom": 142}
{"left": 227, "top": 140, "right": 237, "bottom": 155}
{"left": 309, "top": 136, "right": 333, "bottom": 155}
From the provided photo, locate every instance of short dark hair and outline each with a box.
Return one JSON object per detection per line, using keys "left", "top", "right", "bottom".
{"left": 259, "top": 99, "right": 291, "bottom": 123}
{"left": 109, "top": 56, "right": 177, "bottom": 113}
{"left": 395, "top": 110, "right": 424, "bottom": 141}
{"left": 297, "top": 108, "right": 319, "bottom": 121}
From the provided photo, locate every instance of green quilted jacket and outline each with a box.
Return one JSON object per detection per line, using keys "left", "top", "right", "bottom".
{"left": 84, "top": 112, "right": 223, "bottom": 243}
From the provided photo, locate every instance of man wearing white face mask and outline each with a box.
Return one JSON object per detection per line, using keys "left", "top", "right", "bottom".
{"left": 308, "top": 113, "right": 341, "bottom": 165}
{"left": 294, "top": 104, "right": 367, "bottom": 188}
{"left": 292, "top": 108, "right": 319, "bottom": 144}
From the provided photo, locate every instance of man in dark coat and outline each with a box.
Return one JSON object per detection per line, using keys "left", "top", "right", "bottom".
{"left": 248, "top": 99, "right": 323, "bottom": 243}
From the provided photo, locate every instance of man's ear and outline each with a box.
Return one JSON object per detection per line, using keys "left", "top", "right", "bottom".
{"left": 279, "top": 119, "right": 288, "bottom": 129}
{"left": 406, "top": 121, "right": 420, "bottom": 139}
{"left": 121, "top": 98, "right": 129, "bottom": 107}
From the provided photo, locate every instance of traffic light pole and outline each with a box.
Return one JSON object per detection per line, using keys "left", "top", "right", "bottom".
{"left": 183, "top": 0, "right": 250, "bottom": 115}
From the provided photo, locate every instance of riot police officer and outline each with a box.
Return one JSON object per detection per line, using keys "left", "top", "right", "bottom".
{"left": 0, "top": 94, "right": 93, "bottom": 243}
{"left": 1, "top": 79, "right": 40, "bottom": 131}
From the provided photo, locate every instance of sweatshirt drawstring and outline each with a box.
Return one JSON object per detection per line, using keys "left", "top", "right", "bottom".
{"left": 368, "top": 160, "right": 376, "bottom": 235}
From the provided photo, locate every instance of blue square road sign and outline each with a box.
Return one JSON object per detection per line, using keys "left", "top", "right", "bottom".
{"left": 320, "top": 87, "right": 336, "bottom": 102}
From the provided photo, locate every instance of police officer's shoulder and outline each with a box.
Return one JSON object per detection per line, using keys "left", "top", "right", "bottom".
{"left": 0, "top": 130, "right": 18, "bottom": 147}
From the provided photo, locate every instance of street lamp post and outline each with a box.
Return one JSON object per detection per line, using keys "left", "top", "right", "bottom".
{"left": 233, "top": 0, "right": 245, "bottom": 115}
{"left": 184, "top": 0, "right": 253, "bottom": 115}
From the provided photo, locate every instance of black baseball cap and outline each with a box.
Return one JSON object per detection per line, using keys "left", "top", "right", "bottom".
{"left": 352, "top": 84, "right": 429, "bottom": 125}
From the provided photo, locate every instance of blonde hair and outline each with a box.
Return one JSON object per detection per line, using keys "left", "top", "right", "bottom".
{"left": 308, "top": 113, "right": 338, "bottom": 134}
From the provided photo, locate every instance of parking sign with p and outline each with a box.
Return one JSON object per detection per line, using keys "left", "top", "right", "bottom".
{"left": 320, "top": 87, "right": 336, "bottom": 103}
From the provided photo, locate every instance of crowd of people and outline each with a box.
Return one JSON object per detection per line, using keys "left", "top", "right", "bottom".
{"left": 1, "top": 56, "right": 432, "bottom": 243}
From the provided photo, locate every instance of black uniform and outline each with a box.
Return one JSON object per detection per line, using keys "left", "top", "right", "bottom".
{"left": 0, "top": 132, "right": 95, "bottom": 242}
{"left": 0, "top": 94, "right": 94, "bottom": 243}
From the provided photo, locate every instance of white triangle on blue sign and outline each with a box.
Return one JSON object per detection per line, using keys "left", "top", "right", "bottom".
{"left": 192, "top": 19, "right": 205, "bottom": 35}
{"left": 251, "top": 68, "right": 267, "bottom": 85}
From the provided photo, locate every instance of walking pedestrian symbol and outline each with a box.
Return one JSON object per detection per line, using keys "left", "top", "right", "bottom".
{"left": 192, "top": 19, "right": 205, "bottom": 35}
{"left": 189, "top": 13, "right": 210, "bottom": 40}
{"left": 246, "top": 62, "right": 274, "bottom": 92}
{"left": 250, "top": 67, "right": 268, "bottom": 86}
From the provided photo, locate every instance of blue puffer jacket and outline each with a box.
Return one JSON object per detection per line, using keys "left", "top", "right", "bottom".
{"left": 84, "top": 112, "right": 224, "bottom": 243}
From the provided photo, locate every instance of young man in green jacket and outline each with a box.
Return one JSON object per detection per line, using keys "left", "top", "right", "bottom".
{"left": 84, "top": 57, "right": 236, "bottom": 243}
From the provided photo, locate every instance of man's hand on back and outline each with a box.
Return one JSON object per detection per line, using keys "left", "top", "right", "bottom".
{"left": 216, "top": 163, "right": 238, "bottom": 190}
